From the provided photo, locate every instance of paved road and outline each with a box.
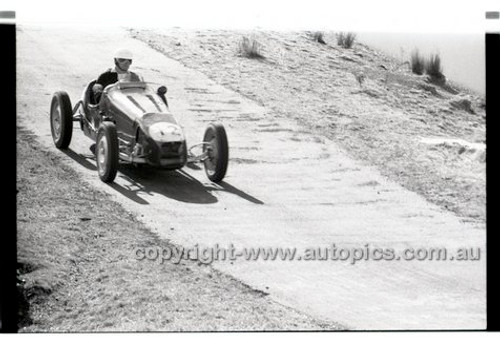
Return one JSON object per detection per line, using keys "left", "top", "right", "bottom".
{"left": 17, "top": 25, "right": 486, "bottom": 330}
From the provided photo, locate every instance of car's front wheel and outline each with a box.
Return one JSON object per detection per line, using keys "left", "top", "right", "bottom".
{"left": 96, "top": 122, "right": 119, "bottom": 183}
{"left": 203, "top": 123, "right": 229, "bottom": 183}
{"left": 50, "top": 91, "right": 73, "bottom": 149}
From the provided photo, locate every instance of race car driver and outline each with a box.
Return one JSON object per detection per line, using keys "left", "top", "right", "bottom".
{"left": 92, "top": 48, "right": 143, "bottom": 103}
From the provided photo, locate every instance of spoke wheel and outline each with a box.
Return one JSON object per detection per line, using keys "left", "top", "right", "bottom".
{"left": 203, "top": 123, "right": 229, "bottom": 183}
{"left": 96, "top": 122, "right": 119, "bottom": 183}
{"left": 50, "top": 91, "right": 73, "bottom": 149}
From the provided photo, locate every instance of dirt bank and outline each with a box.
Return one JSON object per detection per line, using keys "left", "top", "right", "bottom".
{"left": 130, "top": 28, "right": 486, "bottom": 222}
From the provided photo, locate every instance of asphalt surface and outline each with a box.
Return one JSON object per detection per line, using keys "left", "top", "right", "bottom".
{"left": 17, "top": 25, "right": 486, "bottom": 330}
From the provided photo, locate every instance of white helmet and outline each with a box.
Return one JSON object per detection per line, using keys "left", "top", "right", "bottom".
{"left": 114, "top": 48, "right": 133, "bottom": 60}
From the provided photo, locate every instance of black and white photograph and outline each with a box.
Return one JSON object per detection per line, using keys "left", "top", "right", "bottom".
{"left": 3, "top": 0, "right": 499, "bottom": 341}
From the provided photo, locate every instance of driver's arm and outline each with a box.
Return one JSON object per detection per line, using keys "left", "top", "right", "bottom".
{"left": 96, "top": 69, "right": 118, "bottom": 88}
{"left": 128, "top": 72, "right": 144, "bottom": 82}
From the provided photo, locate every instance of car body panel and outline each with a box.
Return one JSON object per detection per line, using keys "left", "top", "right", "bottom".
{"left": 78, "top": 80, "right": 187, "bottom": 169}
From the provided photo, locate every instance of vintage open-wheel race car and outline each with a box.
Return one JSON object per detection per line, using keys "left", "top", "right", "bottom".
{"left": 49, "top": 79, "right": 229, "bottom": 183}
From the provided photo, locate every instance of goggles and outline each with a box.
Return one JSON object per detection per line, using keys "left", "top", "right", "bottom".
{"left": 117, "top": 58, "right": 132, "bottom": 63}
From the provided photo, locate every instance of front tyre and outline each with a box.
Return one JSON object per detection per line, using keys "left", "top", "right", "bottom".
{"left": 203, "top": 123, "right": 229, "bottom": 183}
{"left": 50, "top": 91, "right": 73, "bottom": 149}
{"left": 96, "top": 122, "right": 119, "bottom": 183}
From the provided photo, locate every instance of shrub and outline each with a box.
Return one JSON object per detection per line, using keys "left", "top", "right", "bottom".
{"left": 337, "top": 32, "right": 356, "bottom": 49}
{"left": 410, "top": 49, "right": 425, "bottom": 75}
{"left": 238, "top": 36, "right": 264, "bottom": 59}
{"left": 312, "top": 31, "right": 326, "bottom": 44}
{"left": 425, "top": 53, "right": 444, "bottom": 79}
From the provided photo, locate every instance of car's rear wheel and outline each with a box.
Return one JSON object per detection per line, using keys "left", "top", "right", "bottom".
{"left": 203, "top": 123, "right": 229, "bottom": 183}
{"left": 50, "top": 91, "right": 73, "bottom": 149}
{"left": 96, "top": 122, "right": 119, "bottom": 183}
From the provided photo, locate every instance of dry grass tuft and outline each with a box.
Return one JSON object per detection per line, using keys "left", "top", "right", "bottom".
{"left": 238, "top": 36, "right": 265, "bottom": 59}
{"left": 312, "top": 31, "right": 326, "bottom": 44}
{"left": 425, "top": 53, "right": 444, "bottom": 80}
{"left": 337, "top": 32, "right": 356, "bottom": 49}
{"left": 410, "top": 49, "right": 425, "bottom": 75}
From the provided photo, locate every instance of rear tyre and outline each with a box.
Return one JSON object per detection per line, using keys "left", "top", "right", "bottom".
{"left": 50, "top": 91, "right": 73, "bottom": 149}
{"left": 96, "top": 122, "right": 119, "bottom": 183}
{"left": 203, "top": 123, "right": 229, "bottom": 183}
